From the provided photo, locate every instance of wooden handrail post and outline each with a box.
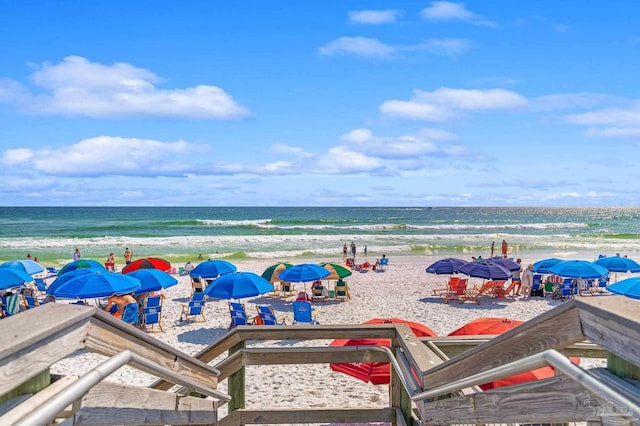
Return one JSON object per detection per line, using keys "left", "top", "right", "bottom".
{"left": 389, "top": 343, "right": 411, "bottom": 426}
{"left": 227, "top": 340, "right": 246, "bottom": 415}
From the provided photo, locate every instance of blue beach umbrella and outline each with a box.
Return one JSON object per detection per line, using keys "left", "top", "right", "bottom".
{"left": 204, "top": 272, "right": 274, "bottom": 299}
{"left": 458, "top": 261, "right": 512, "bottom": 280}
{"left": 0, "top": 259, "right": 45, "bottom": 276}
{"left": 606, "top": 277, "right": 640, "bottom": 299}
{"left": 58, "top": 259, "right": 106, "bottom": 276}
{"left": 278, "top": 263, "right": 331, "bottom": 283}
{"left": 548, "top": 260, "right": 608, "bottom": 279}
{"left": 532, "top": 258, "right": 564, "bottom": 274}
{"left": 425, "top": 258, "right": 467, "bottom": 275}
{"left": 48, "top": 269, "right": 140, "bottom": 299}
{"left": 593, "top": 256, "right": 640, "bottom": 273}
{"left": 0, "top": 268, "right": 34, "bottom": 290}
{"left": 190, "top": 259, "right": 237, "bottom": 279}
{"left": 125, "top": 269, "right": 178, "bottom": 294}
{"left": 487, "top": 257, "right": 521, "bottom": 272}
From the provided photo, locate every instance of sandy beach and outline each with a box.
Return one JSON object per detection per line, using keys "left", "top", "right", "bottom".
{"left": 50, "top": 254, "right": 611, "bottom": 415}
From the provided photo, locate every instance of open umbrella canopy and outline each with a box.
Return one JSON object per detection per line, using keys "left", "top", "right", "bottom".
{"left": 125, "top": 269, "right": 178, "bottom": 294}
{"left": 0, "top": 259, "right": 45, "bottom": 276}
{"left": 448, "top": 317, "right": 579, "bottom": 390}
{"left": 318, "top": 262, "right": 352, "bottom": 280}
{"left": 190, "top": 259, "right": 237, "bottom": 279}
{"left": 593, "top": 256, "right": 640, "bottom": 273}
{"left": 548, "top": 260, "right": 608, "bottom": 279}
{"left": 458, "top": 261, "right": 512, "bottom": 280}
{"left": 0, "top": 267, "right": 34, "bottom": 290}
{"left": 329, "top": 318, "right": 437, "bottom": 385}
{"left": 122, "top": 257, "right": 172, "bottom": 274}
{"left": 58, "top": 259, "right": 105, "bottom": 276}
{"left": 425, "top": 258, "right": 467, "bottom": 275}
{"left": 606, "top": 277, "right": 640, "bottom": 299}
{"left": 532, "top": 258, "right": 564, "bottom": 274}
{"left": 204, "top": 272, "right": 274, "bottom": 299}
{"left": 48, "top": 269, "right": 140, "bottom": 299}
{"left": 261, "top": 262, "right": 293, "bottom": 283}
{"left": 487, "top": 257, "right": 521, "bottom": 272}
{"left": 278, "top": 263, "right": 330, "bottom": 283}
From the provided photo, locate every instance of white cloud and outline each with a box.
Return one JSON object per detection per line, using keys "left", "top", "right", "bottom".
{"left": 2, "top": 136, "right": 207, "bottom": 177}
{"left": 420, "top": 1, "right": 496, "bottom": 27}
{"left": 316, "top": 146, "right": 384, "bottom": 174}
{"left": 269, "top": 142, "right": 315, "bottom": 158}
{"left": 0, "top": 56, "right": 250, "bottom": 119}
{"left": 318, "top": 37, "right": 394, "bottom": 58}
{"left": 341, "top": 128, "right": 373, "bottom": 143}
{"left": 380, "top": 87, "right": 528, "bottom": 121}
{"left": 565, "top": 105, "right": 640, "bottom": 126}
{"left": 584, "top": 127, "right": 640, "bottom": 138}
{"left": 348, "top": 10, "right": 400, "bottom": 25}
{"left": 409, "top": 38, "right": 472, "bottom": 56}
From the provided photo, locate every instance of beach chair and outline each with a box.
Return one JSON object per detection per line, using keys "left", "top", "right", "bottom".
{"left": 464, "top": 280, "right": 499, "bottom": 305}
{"left": 433, "top": 276, "right": 459, "bottom": 296}
{"left": 444, "top": 279, "right": 468, "bottom": 304}
{"left": 377, "top": 257, "right": 389, "bottom": 272}
{"left": 23, "top": 295, "right": 40, "bottom": 310}
{"left": 255, "top": 304, "right": 287, "bottom": 325}
{"left": 280, "top": 282, "right": 294, "bottom": 297}
{"left": 1, "top": 294, "right": 22, "bottom": 318}
{"left": 180, "top": 292, "right": 206, "bottom": 322}
{"left": 595, "top": 275, "right": 609, "bottom": 294}
{"left": 559, "top": 282, "right": 574, "bottom": 301}
{"left": 191, "top": 276, "right": 205, "bottom": 293}
{"left": 578, "top": 279, "right": 594, "bottom": 296}
{"left": 501, "top": 279, "right": 519, "bottom": 298}
{"left": 120, "top": 302, "right": 140, "bottom": 326}
{"left": 334, "top": 280, "right": 350, "bottom": 300}
{"left": 141, "top": 295, "right": 163, "bottom": 332}
{"left": 34, "top": 278, "right": 48, "bottom": 293}
{"left": 530, "top": 275, "right": 544, "bottom": 297}
{"left": 292, "top": 300, "right": 319, "bottom": 325}
{"left": 312, "top": 281, "right": 326, "bottom": 300}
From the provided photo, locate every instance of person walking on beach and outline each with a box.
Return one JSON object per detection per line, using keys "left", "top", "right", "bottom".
{"left": 73, "top": 248, "right": 81, "bottom": 261}
{"left": 364, "top": 245, "right": 367, "bottom": 257}
{"left": 351, "top": 242, "right": 356, "bottom": 259}
{"left": 124, "top": 247, "right": 133, "bottom": 265}
{"left": 490, "top": 241, "right": 495, "bottom": 257}
{"left": 501, "top": 239, "right": 508, "bottom": 258}
{"left": 521, "top": 263, "right": 533, "bottom": 299}
{"left": 343, "top": 243, "right": 348, "bottom": 260}
{"left": 105, "top": 253, "right": 116, "bottom": 272}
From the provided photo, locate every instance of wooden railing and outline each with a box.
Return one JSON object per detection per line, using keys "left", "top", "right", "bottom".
{"left": 1, "top": 296, "right": 639, "bottom": 425}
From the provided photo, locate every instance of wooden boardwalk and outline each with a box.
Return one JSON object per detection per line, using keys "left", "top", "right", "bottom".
{"left": 1, "top": 297, "right": 639, "bottom": 425}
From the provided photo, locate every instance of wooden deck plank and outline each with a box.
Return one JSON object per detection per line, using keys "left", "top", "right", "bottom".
{"left": 219, "top": 407, "right": 393, "bottom": 426}
{"left": 422, "top": 300, "right": 584, "bottom": 390}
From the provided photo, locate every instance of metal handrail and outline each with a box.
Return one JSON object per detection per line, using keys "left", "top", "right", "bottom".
{"left": 411, "top": 349, "right": 640, "bottom": 420}
{"left": 15, "top": 349, "right": 231, "bottom": 426}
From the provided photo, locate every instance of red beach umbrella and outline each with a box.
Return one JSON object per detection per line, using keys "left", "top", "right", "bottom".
{"left": 329, "top": 318, "right": 437, "bottom": 385}
{"left": 121, "top": 257, "right": 172, "bottom": 274}
{"left": 448, "top": 317, "right": 579, "bottom": 390}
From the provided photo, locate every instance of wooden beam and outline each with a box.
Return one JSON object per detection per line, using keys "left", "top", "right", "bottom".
{"left": 0, "top": 323, "right": 87, "bottom": 395}
{"left": 71, "top": 382, "right": 217, "bottom": 425}
{"left": 577, "top": 296, "right": 640, "bottom": 367}
{"left": 84, "top": 314, "right": 219, "bottom": 390}
{"left": 219, "top": 407, "right": 394, "bottom": 426}
{"left": 227, "top": 340, "right": 246, "bottom": 413}
{"left": 0, "top": 375, "right": 78, "bottom": 425}
{"left": 418, "top": 375, "right": 609, "bottom": 424}
{"left": 422, "top": 300, "right": 584, "bottom": 390}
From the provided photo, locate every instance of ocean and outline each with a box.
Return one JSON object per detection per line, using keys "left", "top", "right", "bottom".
{"left": 1, "top": 206, "right": 639, "bottom": 266}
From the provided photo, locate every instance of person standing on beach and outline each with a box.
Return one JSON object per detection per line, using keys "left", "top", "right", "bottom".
{"left": 512, "top": 258, "right": 522, "bottom": 295}
{"left": 364, "top": 245, "right": 367, "bottom": 257}
{"left": 490, "top": 241, "right": 495, "bottom": 257}
{"left": 343, "top": 243, "right": 348, "bottom": 260}
{"left": 351, "top": 242, "right": 356, "bottom": 259}
{"left": 73, "top": 248, "right": 81, "bottom": 261}
{"left": 521, "top": 263, "right": 533, "bottom": 299}
{"left": 124, "top": 247, "right": 133, "bottom": 265}
{"left": 105, "top": 253, "right": 116, "bottom": 272}
{"left": 501, "top": 239, "right": 508, "bottom": 258}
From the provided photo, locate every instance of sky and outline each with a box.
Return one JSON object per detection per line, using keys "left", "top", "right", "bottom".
{"left": 1, "top": 1, "right": 640, "bottom": 207}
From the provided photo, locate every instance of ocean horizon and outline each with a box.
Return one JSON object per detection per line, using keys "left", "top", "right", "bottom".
{"left": 1, "top": 206, "right": 639, "bottom": 267}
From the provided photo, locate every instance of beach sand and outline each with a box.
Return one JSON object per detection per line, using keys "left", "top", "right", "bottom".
{"left": 50, "top": 255, "right": 609, "bottom": 417}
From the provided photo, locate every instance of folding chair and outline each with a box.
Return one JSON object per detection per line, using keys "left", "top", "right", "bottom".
{"left": 255, "top": 304, "right": 287, "bottom": 325}
{"left": 292, "top": 300, "right": 319, "bottom": 324}
{"left": 34, "top": 278, "right": 48, "bottom": 293}
{"left": 141, "top": 295, "right": 163, "bottom": 332}
{"left": 120, "top": 302, "right": 140, "bottom": 326}
{"left": 23, "top": 295, "right": 40, "bottom": 310}
{"left": 180, "top": 292, "right": 206, "bottom": 322}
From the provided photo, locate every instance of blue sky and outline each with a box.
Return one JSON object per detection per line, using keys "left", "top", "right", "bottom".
{"left": 1, "top": 1, "right": 640, "bottom": 207}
